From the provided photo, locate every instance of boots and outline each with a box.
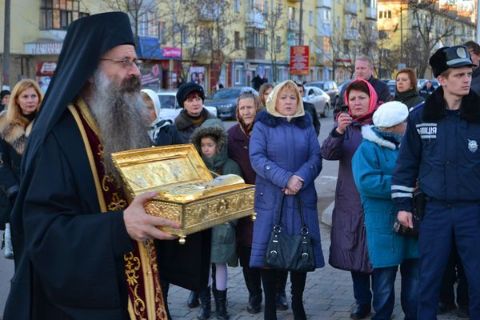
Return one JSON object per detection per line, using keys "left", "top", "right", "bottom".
{"left": 197, "top": 287, "right": 211, "bottom": 320}
{"left": 188, "top": 290, "right": 200, "bottom": 308}
{"left": 213, "top": 287, "right": 229, "bottom": 320}
{"left": 261, "top": 269, "right": 278, "bottom": 320}
{"left": 291, "top": 297, "right": 306, "bottom": 320}
{"left": 291, "top": 271, "right": 307, "bottom": 320}
{"left": 242, "top": 267, "right": 262, "bottom": 314}
{"left": 275, "top": 270, "right": 288, "bottom": 310}
{"left": 247, "top": 293, "right": 262, "bottom": 314}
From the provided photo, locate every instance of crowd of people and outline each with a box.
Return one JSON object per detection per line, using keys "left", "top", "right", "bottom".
{"left": 1, "top": 11, "right": 480, "bottom": 320}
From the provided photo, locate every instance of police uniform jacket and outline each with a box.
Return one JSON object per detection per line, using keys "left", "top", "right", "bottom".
{"left": 392, "top": 87, "right": 480, "bottom": 211}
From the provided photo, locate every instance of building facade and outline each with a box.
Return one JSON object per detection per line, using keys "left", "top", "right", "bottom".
{"left": 377, "top": 0, "right": 476, "bottom": 78}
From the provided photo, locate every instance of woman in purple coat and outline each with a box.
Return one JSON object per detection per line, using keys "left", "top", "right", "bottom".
{"left": 227, "top": 92, "right": 263, "bottom": 314}
{"left": 249, "top": 80, "right": 324, "bottom": 320}
{"left": 320, "top": 79, "right": 378, "bottom": 319}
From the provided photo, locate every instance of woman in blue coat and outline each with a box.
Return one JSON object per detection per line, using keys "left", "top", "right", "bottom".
{"left": 352, "top": 101, "right": 419, "bottom": 320}
{"left": 249, "top": 80, "right": 324, "bottom": 320}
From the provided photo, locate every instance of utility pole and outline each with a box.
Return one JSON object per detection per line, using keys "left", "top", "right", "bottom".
{"left": 299, "top": 0, "right": 303, "bottom": 45}
{"left": 2, "top": 0, "right": 11, "bottom": 87}
{"left": 477, "top": 0, "right": 480, "bottom": 43}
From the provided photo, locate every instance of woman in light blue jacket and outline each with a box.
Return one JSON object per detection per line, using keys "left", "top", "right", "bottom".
{"left": 352, "top": 101, "right": 419, "bottom": 320}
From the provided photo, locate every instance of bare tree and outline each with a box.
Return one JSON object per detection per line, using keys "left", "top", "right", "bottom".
{"left": 160, "top": 0, "right": 238, "bottom": 89}
{"left": 264, "top": 1, "right": 284, "bottom": 82}
{"left": 406, "top": 0, "right": 455, "bottom": 77}
{"left": 103, "top": 0, "right": 159, "bottom": 40}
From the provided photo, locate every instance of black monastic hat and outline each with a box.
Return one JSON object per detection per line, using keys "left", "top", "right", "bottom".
{"left": 23, "top": 12, "right": 135, "bottom": 170}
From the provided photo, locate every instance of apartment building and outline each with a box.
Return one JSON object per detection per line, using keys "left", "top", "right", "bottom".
{"left": 1, "top": 0, "right": 380, "bottom": 91}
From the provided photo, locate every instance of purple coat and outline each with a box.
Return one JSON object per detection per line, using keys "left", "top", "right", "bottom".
{"left": 249, "top": 111, "right": 325, "bottom": 269}
{"left": 320, "top": 124, "right": 372, "bottom": 273}
{"left": 227, "top": 124, "right": 256, "bottom": 247}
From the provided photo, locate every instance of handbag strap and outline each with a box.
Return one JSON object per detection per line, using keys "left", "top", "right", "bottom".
{"left": 274, "top": 193, "right": 309, "bottom": 234}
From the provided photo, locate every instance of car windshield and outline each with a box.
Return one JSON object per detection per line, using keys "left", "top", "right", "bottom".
{"left": 309, "top": 82, "right": 325, "bottom": 90}
{"left": 211, "top": 88, "right": 242, "bottom": 99}
{"left": 158, "top": 95, "right": 176, "bottom": 109}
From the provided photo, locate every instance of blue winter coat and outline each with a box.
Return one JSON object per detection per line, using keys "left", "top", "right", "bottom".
{"left": 249, "top": 111, "right": 325, "bottom": 269}
{"left": 352, "top": 126, "right": 418, "bottom": 268}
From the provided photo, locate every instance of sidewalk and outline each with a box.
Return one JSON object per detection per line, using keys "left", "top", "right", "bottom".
{"left": 167, "top": 218, "right": 463, "bottom": 320}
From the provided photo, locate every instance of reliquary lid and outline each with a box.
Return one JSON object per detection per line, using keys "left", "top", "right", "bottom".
{"left": 111, "top": 144, "right": 249, "bottom": 202}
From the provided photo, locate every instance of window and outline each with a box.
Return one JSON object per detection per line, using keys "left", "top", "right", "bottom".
{"left": 323, "top": 9, "right": 331, "bottom": 21}
{"left": 387, "top": 10, "right": 392, "bottom": 19}
{"left": 288, "top": 6, "right": 295, "bottom": 21}
{"left": 234, "top": 31, "right": 241, "bottom": 50}
{"left": 246, "top": 29, "right": 266, "bottom": 48}
{"left": 181, "top": 26, "right": 189, "bottom": 45}
{"left": 379, "top": 11, "right": 383, "bottom": 19}
{"left": 309, "top": 11, "right": 313, "bottom": 26}
{"left": 276, "top": 36, "right": 281, "bottom": 53}
{"left": 40, "top": 0, "right": 88, "bottom": 30}
{"left": 234, "top": 0, "right": 241, "bottom": 13}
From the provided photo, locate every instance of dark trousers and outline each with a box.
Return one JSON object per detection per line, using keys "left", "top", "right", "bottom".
{"left": 261, "top": 269, "right": 307, "bottom": 320}
{"left": 372, "top": 259, "right": 419, "bottom": 320}
{"left": 417, "top": 201, "right": 480, "bottom": 320}
{"left": 439, "top": 244, "right": 469, "bottom": 308}
{"left": 238, "top": 245, "right": 262, "bottom": 298}
{"left": 351, "top": 271, "right": 373, "bottom": 306}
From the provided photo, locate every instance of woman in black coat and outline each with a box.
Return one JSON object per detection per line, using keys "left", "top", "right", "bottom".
{"left": 394, "top": 68, "right": 424, "bottom": 110}
{"left": 0, "top": 79, "right": 42, "bottom": 258}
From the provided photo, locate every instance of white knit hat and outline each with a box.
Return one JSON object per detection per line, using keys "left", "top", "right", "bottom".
{"left": 373, "top": 101, "right": 409, "bottom": 128}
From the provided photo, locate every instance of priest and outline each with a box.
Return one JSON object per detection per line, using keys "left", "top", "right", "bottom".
{"left": 4, "top": 12, "right": 186, "bottom": 320}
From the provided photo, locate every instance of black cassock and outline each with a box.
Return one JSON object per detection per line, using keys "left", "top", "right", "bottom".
{"left": 4, "top": 110, "right": 210, "bottom": 320}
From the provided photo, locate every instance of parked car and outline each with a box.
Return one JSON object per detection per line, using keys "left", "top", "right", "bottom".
{"left": 305, "top": 80, "right": 339, "bottom": 106}
{"left": 204, "top": 86, "right": 258, "bottom": 120}
{"left": 156, "top": 90, "right": 217, "bottom": 122}
{"left": 303, "top": 86, "right": 331, "bottom": 118}
{"left": 387, "top": 79, "right": 396, "bottom": 97}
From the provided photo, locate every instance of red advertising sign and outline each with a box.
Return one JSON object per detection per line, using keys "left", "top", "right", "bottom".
{"left": 289, "top": 46, "right": 309, "bottom": 75}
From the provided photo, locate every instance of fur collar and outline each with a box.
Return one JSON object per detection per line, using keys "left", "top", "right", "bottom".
{"left": 0, "top": 112, "right": 31, "bottom": 155}
{"left": 422, "top": 87, "right": 480, "bottom": 123}
{"left": 361, "top": 125, "right": 396, "bottom": 150}
{"left": 255, "top": 109, "right": 312, "bottom": 128}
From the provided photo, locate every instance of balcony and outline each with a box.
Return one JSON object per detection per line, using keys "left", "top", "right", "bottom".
{"left": 366, "top": 7, "right": 377, "bottom": 20}
{"left": 344, "top": 2, "right": 357, "bottom": 15}
{"left": 199, "top": 6, "right": 220, "bottom": 21}
{"left": 246, "top": 9, "right": 266, "bottom": 29}
{"left": 344, "top": 28, "right": 359, "bottom": 40}
{"left": 317, "top": 0, "right": 332, "bottom": 8}
{"left": 287, "top": 0, "right": 301, "bottom": 2}
{"left": 288, "top": 20, "right": 300, "bottom": 32}
{"left": 246, "top": 47, "right": 266, "bottom": 60}
{"left": 316, "top": 23, "right": 332, "bottom": 37}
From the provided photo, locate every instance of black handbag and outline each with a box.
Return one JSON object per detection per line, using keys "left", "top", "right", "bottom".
{"left": 265, "top": 194, "right": 315, "bottom": 272}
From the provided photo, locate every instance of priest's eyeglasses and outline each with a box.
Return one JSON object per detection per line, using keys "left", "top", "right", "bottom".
{"left": 100, "top": 57, "right": 143, "bottom": 69}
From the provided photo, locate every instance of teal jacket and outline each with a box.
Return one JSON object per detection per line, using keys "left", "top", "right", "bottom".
{"left": 352, "top": 125, "right": 418, "bottom": 268}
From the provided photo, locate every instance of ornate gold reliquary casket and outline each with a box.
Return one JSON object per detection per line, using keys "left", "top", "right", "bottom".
{"left": 112, "top": 144, "right": 255, "bottom": 243}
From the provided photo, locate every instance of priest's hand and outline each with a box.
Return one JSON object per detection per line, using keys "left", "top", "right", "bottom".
{"left": 124, "top": 191, "right": 180, "bottom": 241}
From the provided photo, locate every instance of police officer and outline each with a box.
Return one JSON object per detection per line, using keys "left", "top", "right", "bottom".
{"left": 392, "top": 45, "right": 480, "bottom": 319}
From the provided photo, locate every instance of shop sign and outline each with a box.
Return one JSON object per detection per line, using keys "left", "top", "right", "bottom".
{"left": 290, "top": 46, "right": 309, "bottom": 75}
{"left": 25, "top": 42, "right": 63, "bottom": 55}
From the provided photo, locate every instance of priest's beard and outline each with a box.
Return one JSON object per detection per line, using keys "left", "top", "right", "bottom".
{"left": 90, "top": 70, "right": 151, "bottom": 184}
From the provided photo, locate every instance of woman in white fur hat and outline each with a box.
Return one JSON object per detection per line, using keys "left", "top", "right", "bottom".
{"left": 351, "top": 101, "right": 419, "bottom": 320}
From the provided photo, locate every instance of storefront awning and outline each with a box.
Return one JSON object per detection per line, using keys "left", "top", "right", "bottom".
{"left": 136, "top": 36, "right": 181, "bottom": 60}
